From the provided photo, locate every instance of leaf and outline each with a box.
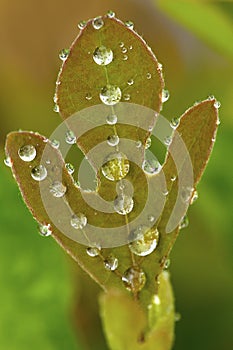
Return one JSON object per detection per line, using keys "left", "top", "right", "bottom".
{"left": 157, "top": 0, "right": 233, "bottom": 59}
{"left": 99, "top": 271, "right": 174, "bottom": 350}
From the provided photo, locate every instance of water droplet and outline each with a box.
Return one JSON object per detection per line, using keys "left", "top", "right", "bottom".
{"left": 119, "top": 42, "right": 124, "bottom": 48}
{"left": 101, "top": 152, "right": 130, "bottom": 181}
{"left": 164, "top": 258, "right": 170, "bottom": 269}
{"left": 86, "top": 247, "right": 100, "bottom": 257}
{"left": 179, "top": 215, "right": 189, "bottom": 229}
{"left": 214, "top": 100, "right": 221, "bottom": 109}
{"left": 164, "top": 136, "right": 172, "bottom": 146}
{"left": 122, "top": 55, "right": 128, "bottom": 61}
{"left": 153, "top": 294, "right": 161, "bottom": 305}
{"left": 122, "top": 266, "right": 146, "bottom": 292}
{"left": 104, "top": 255, "right": 118, "bottom": 271}
{"left": 145, "top": 137, "right": 151, "bottom": 149}
{"left": 65, "top": 163, "right": 75, "bottom": 174}
{"left": 93, "top": 46, "right": 113, "bottom": 66}
{"left": 162, "top": 89, "right": 170, "bottom": 103}
{"left": 142, "top": 158, "right": 161, "bottom": 175}
{"left": 59, "top": 49, "right": 70, "bottom": 61}
{"left": 171, "top": 175, "right": 176, "bottom": 182}
{"left": 49, "top": 181, "right": 67, "bottom": 198}
{"left": 175, "top": 313, "right": 181, "bottom": 322}
{"left": 129, "top": 45, "right": 133, "bottom": 50}
{"left": 123, "top": 93, "right": 130, "bottom": 101}
{"left": 106, "top": 114, "right": 117, "bottom": 125}
{"left": 181, "top": 186, "right": 193, "bottom": 203}
{"left": 146, "top": 73, "right": 152, "bottom": 79}
{"left": 92, "top": 17, "right": 104, "bottom": 30}
{"left": 65, "top": 130, "right": 76, "bottom": 144}
{"left": 125, "top": 21, "right": 134, "bottom": 29}
{"left": 114, "top": 194, "right": 134, "bottom": 215}
{"left": 85, "top": 93, "right": 92, "bottom": 101}
{"left": 53, "top": 104, "right": 59, "bottom": 113}
{"left": 170, "top": 117, "right": 180, "bottom": 129}
{"left": 51, "top": 139, "right": 60, "bottom": 149}
{"left": 4, "top": 156, "right": 12, "bottom": 167}
{"left": 18, "top": 145, "right": 36, "bottom": 162}
{"left": 216, "top": 115, "right": 221, "bottom": 125}
{"left": 31, "top": 165, "right": 47, "bottom": 181}
{"left": 121, "top": 47, "right": 127, "bottom": 54}
{"left": 107, "top": 134, "right": 119, "bottom": 147}
{"left": 162, "top": 189, "right": 169, "bottom": 196}
{"left": 127, "top": 78, "right": 134, "bottom": 86}
{"left": 100, "top": 85, "right": 122, "bottom": 105}
{"left": 70, "top": 213, "right": 87, "bottom": 229}
{"left": 78, "top": 20, "right": 87, "bottom": 29}
{"left": 38, "top": 223, "right": 52, "bottom": 237}
{"left": 107, "top": 10, "right": 115, "bottom": 18}
{"left": 135, "top": 140, "right": 142, "bottom": 148}
{"left": 129, "top": 225, "right": 159, "bottom": 256}
{"left": 148, "top": 215, "right": 155, "bottom": 223}
{"left": 190, "top": 190, "right": 198, "bottom": 204}
{"left": 158, "top": 62, "right": 163, "bottom": 71}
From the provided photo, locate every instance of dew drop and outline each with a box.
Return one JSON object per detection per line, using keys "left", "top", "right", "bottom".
{"left": 122, "top": 55, "right": 128, "bottom": 61}
{"left": 175, "top": 313, "right": 181, "bottom": 322}
{"left": 125, "top": 21, "right": 134, "bottom": 30}
{"left": 49, "top": 181, "right": 67, "bottom": 198}
{"left": 106, "top": 114, "right": 117, "bottom": 125}
{"left": 162, "top": 89, "right": 170, "bottom": 103}
{"left": 114, "top": 194, "right": 134, "bottom": 215}
{"left": 190, "top": 190, "right": 198, "bottom": 204}
{"left": 171, "top": 175, "right": 176, "bottom": 182}
{"left": 164, "top": 258, "right": 170, "bottom": 269}
{"left": 127, "top": 78, "right": 134, "bottom": 86}
{"left": 214, "top": 100, "right": 221, "bottom": 109}
{"left": 70, "top": 213, "right": 87, "bottom": 229}
{"left": 65, "top": 130, "right": 76, "bottom": 144}
{"left": 164, "top": 136, "right": 172, "bottom": 146}
{"left": 92, "top": 17, "right": 104, "bottom": 30}
{"left": 31, "top": 165, "right": 47, "bottom": 181}
{"left": 107, "top": 10, "right": 115, "bottom": 18}
{"left": 86, "top": 247, "right": 100, "bottom": 257}
{"left": 101, "top": 152, "right": 130, "bottom": 181}
{"left": 145, "top": 137, "right": 151, "bottom": 149}
{"left": 135, "top": 140, "right": 142, "bottom": 148}
{"left": 99, "top": 85, "right": 122, "bottom": 105}
{"left": 59, "top": 49, "right": 70, "bottom": 61}
{"left": 119, "top": 42, "right": 124, "bottom": 48}
{"left": 107, "top": 134, "right": 119, "bottom": 147}
{"left": 170, "top": 117, "right": 180, "bottom": 129}
{"left": 104, "top": 255, "right": 118, "bottom": 271}
{"left": 123, "top": 93, "right": 130, "bottom": 101}
{"left": 78, "top": 20, "right": 87, "bottom": 29}
{"left": 85, "top": 93, "right": 92, "bottom": 101}
{"left": 65, "top": 163, "right": 75, "bottom": 174}
{"left": 4, "top": 156, "right": 12, "bottom": 167}
{"left": 216, "top": 116, "right": 221, "bottom": 125}
{"left": 146, "top": 73, "right": 152, "bottom": 79}
{"left": 53, "top": 104, "right": 60, "bottom": 113}
{"left": 18, "top": 145, "right": 36, "bottom": 162}
{"left": 51, "top": 139, "right": 60, "bottom": 149}
{"left": 142, "top": 158, "right": 161, "bottom": 175}
{"left": 148, "top": 215, "right": 155, "bottom": 223}
{"left": 38, "top": 223, "right": 52, "bottom": 237}
{"left": 129, "top": 45, "right": 133, "bottom": 50}
{"left": 129, "top": 225, "right": 159, "bottom": 256}
{"left": 181, "top": 186, "right": 193, "bottom": 203}
{"left": 122, "top": 266, "right": 146, "bottom": 292}
{"left": 179, "top": 215, "right": 189, "bottom": 229}
{"left": 93, "top": 46, "right": 113, "bottom": 66}
{"left": 153, "top": 294, "right": 161, "bottom": 305}
{"left": 121, "top": 47, "right": 127, "bottom": 54}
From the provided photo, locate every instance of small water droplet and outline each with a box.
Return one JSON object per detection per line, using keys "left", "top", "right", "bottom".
{"left": 65, "top": 130, "right": 76, "bottom": 144}
{"left": 106, "top": 114, "right": 117, "bottom": 125}
{"left": 78, "top": 20, "right": 87, "bottom": 29}
{"left": 170, "top": 117, "right": 180, "bottom": 129}
{"left": 122, "top": 266, "right": 146, "bottom": 292}
{"left": 146, "top": 73, "right": 152, "bottom": 79}
{"left": 216, "top": 115, "right": 221, "bottom": 125}
{"left": 125, "top": 21, "right": 134, "bottom": 29}
{"left": 121, "top": 47, "right": 127, "bottom": 54}
{"left": 171, "top": 175, "right": 176, "bottom": 182}
{"left": 65, "top": 163, "right": 75, "bottom": 174}
{"left": 93, "top": 46, "right": 113, "bottom": 66}
{"left": 179, "top": 214, "right": 189, "bottom": 229}
{"left": 100, "top": 85, "right": 122, "bottom": 105}
{"left": 114, "top": 194, "right": 134, "bottom": 215}
{"left": 49, "top": 181, "right": 67, "bottom": 198}
{"left": 175, "top": 313, "right": 181, "bottom": 322}
{"left": 181, "top": 186, "right": 193, "bottom": 203}
{"left": 127, "top": 78, "right": 134, "bottom": 86}
{"left": 104, "top": 255, "right": 118, "bottom": 271}
{"left": 135, "top": 140, "right": 142, "bottom": 148}
{"left": 18, "top": 145, "right": 36, "bottom": 162}
{"left": 122, "top": 54, "right": 128, "bottom": 61}
{"left": 51, "top": 139, "right": 60, "bottom": 149}
{"left": 85, "top": 93, "right": 92, "bottom": 101}
{"left": 190, "top": 190, "right": 198, "bottom": 204}
{"left": 162, "top": 189, "right": 169, "bottom": 196}
{"left": 92, "top": 17, "right": 104, "bottom": 30}
{"left": 4, "top": 156, "right": 12, "bottom": 167}
{"left": 59, "top": 49, "right": 70, "bottom": 61}
{"left": 164, "top": 136, "right": 172, "bottom": 146}
{"left": 53, "top": 104, "right": 59, "bottom": 113}
{"left": 153, "top": 294, "right": 161, "bottom": 305}
{"left": 142, "top": 158, "right": 161, "bottom": 175}
{"left": 214, "top": 100, "right": 221, "bottom": 109}
{"left": 119, "top": 42, "right": 124, "bottom": 48}
{"left": 158, "top": 62, "right": 163, "bottom": 71}
{"left": 101, "top": 152, "right": 130, "bottom": 181}
{"left": 164, "top": 258, "right": 170, "bottom": 269}
{"left": 38, "top": 223, "right": 52, "bottom": 237}
{"left": 145, "top": 137, "right": 151, "bottom": 149}
{"left": 129, "top": 225, "right": 159, "bottom": 256}
{"left": 148, "top": 215, "right": 155, "bottom": 223}
{"left": 86, "top": 247, "right": 100, "bottom": 257}
{"left": 107, "top": 134, "right": 119, "bottom": 147}
{"left": 31, "top": 165, "right": 47, "bottom": 181}
{"left": 70, "top": 213, "right": 87, "bottom": 229}
{"left": 123, "top": 93, "right": 130, "bottom": 101}
{"left": 107, "top": 10, "right": 115, "bottom": 18}
{"left": 162, "top": 89, "right": 170, "bottom": 103}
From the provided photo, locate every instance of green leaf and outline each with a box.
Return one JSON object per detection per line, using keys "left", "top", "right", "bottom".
{"left": 157, "top": 0, "right": 233, "bottom": 59}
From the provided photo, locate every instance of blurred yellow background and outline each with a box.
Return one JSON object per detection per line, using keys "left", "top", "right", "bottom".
{"left": 0, "top": 1, "right": 232, "bottom": 349}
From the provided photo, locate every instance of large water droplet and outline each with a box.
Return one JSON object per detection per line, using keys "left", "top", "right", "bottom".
{"left": 114, "top": 194, "right": 134, "bottom": 215}
{"left": 70, "top": 213, "right": 87, "bottom": 229}
{"left": 65, "top": 130, "right": 76, "bottom": 144}
{"left": 65, "top": 163, "right": 75, "bottom": 174}
{"left": 107, "top": 10, "right": 115, "bottom": 18}
{"left": 93, "top": 46, "right": 113, "bottom": 66}
{"left": 4, "top": 156, "right": 12, "bottom": 167}
{"left": 49, "top": 181, "right": 67, "bottom": 198}
{"left": 129, "top": 225, "right": 159, "bottom": 256}
{"left": 100, "top": 85, "right": 122, "bottom": 105}
{"left": 59, "top": 49, "right": 70, "bottom": 61}
{"left": 92, "top": 17, "right": 104, "bottom": 30}
{"left": 122, "top": 266, "right": 146, "bottom": 292}
{"left": 142, "top": 158, "right": 161, "bottom": 175}
{"left": 86, "top": 247, "right": 100, "bottom": 257}
{"left": 162, "top": 89, "right": 170, "bottom": 103}
{"left": 38, "top": 223, "right": 52, "bottom": 237}
{"left": 31, "top": 165, "right": 47, "bottom": 181}
{"left": 18, "top": 145, "right": 36, "bottom": 162}
{"left": 101, "top": 152, "right": 129, "bottom": 181}
{"left": 106, "top": 114, "right": 117, "bottom": 125}
{"left": 179, "top": 215, "right": 189, "bottom": 229}
{"left": 104, "top": 255, "right": 118, "bottom": 271}
{"left": 125, "top": 21, "right": 134, "bottom": 29}
{"left": 107, "top": 134, "right": 119, "bottom": 147}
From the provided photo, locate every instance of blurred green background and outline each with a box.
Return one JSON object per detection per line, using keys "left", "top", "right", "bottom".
{"left": 0, "top": 1, "right": 232, "bottom": 349}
